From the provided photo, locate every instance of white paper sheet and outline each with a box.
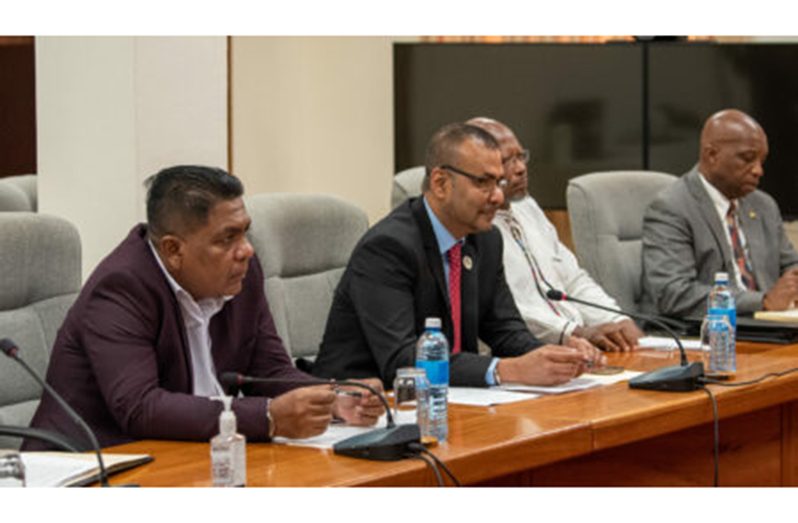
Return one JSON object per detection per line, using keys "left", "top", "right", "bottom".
{"left": 638, "top": 336, "right": 703, "bottom": 351}
{"left": 448, "top": 386, "right": 539, "bottom": 406}
{"left": 273, "top": 410, "right": 418, "bottom": 450}
{"left": 499, "top": 369, "right": 642, "bottom": 394}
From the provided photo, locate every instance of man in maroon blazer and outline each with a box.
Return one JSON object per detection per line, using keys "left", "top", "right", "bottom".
{"left": 24, "top": 165, "right": 382, "bottom": 451}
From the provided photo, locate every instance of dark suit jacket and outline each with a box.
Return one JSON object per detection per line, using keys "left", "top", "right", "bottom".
{"left": 312, "top": 197, "right": 543, "bottom": 387}
{"left": 24, "top": 225, "right": 311, "bottom": 450}
{"left": 642, "top": 167, "right": 798, "bottom": 317}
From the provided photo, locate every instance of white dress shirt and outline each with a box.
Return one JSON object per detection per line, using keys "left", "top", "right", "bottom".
{"left": 148, "top": 241, "right": 231, "bottom": 397}
{"left": 697, "top": 171, "right": 751, "bottom": 291}
{"left": 494, "top": 196, "right": 624, "bottom": 344}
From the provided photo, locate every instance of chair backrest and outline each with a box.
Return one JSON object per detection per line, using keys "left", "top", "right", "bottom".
{"left": 567, "top": 170, "right": 676, "bottom": 313}
{"left": 391, "top": 166, "right": 425, "bottom": 209}
{"left": 0, "top": 183, "right": 32, "bottom": 212}
{"left": 0, "top": 213, "right": 81, "bottom": 448}
{"left": 246, "top": 193, "right": 369, "bottom": 361}
{"left": 2, "top": 175, "right": 37, "bottom": 211}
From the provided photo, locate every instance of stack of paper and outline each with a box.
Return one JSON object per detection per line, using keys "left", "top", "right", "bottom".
{"left": 499, "top": 369, "right": 642, "bottom": 394}
{"left": 638, "top": 336, "right": 703, "bottom": 351}
{"left": 754, "top": 309, "right": 798, "bottom": 322}
{"left": 0, "top": 452, "right": 151, "bottom": 487}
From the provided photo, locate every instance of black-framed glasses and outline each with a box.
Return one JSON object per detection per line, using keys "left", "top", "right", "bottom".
{"left": 440, "top": 164, "right": 508, "bottom": 193}
{"left": 502, "top": 149, "right": 530, "bottom": 166}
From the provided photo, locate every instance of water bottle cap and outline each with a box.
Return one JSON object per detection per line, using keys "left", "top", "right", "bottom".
{"left": 424, "top": 317, "right": 442, "bottom": 329}
{"left": 714, "top": 272, "right": 729, "bottom": 283}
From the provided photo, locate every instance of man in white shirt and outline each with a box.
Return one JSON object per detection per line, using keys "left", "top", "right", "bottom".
{"left": 642, "top": 109, "right": 798, "bottom": 318}
{"left": 469, "top": 118, "right": 642, "bottom": 352}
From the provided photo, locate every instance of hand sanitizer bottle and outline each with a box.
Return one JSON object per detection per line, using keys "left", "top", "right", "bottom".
{"left": 210, "top": 396, "right": 246, "bottom": 487}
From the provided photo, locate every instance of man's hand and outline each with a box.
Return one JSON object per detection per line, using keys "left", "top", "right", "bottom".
{"left": 268, "top": 385, "right": 337, "bottom": 439}
{"left": 763, "top": 269, "right": 798, "bottom": 311}
{"left": 571, "top": 319, "right": 643, "bottom": 352}
{"left": 333, "top": 378, "right": 385, "bottom": 427}
{"left": 496, "top": 341, "right": 606, "bottom": 386}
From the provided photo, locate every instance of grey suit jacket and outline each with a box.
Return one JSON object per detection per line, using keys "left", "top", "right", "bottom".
{"left": 642, "top": 167, "right": 798, "bottom": 318}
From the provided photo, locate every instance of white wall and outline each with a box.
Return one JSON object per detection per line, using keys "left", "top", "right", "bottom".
{"left": 36, "top": 36, "right": 228, "bottom": 278}
{"left": 230, "top": 37, "right": 395, "bottom": 225}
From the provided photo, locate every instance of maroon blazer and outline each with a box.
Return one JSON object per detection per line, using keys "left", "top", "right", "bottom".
{"left": 24, "top": 224, "right": 312, "bottom": 450}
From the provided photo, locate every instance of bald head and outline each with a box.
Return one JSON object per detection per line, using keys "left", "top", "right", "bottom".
{"left": 467, "top": 117, "right": 530, "bottom": 206}
{"left": 698, "top": 109, "right": 768, "bottom": 200}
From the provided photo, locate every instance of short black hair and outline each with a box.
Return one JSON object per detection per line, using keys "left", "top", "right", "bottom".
{"left": 422, "top": 122, "right": 500, "bottom": 192}
{"left": 145, "top": 165, "right": 244, "bottom": 239}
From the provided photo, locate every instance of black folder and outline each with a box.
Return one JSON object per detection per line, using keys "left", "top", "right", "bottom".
{"left": 678, "top": 316, "right": 798, "bottom": 344}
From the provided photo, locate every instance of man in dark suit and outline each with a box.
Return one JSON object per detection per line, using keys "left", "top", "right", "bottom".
{"left": 313, "top": 123, "right": 604, "bottom": 388}
{"left": 642, "top": 109, "right": 798, "bottom": 318}
{"left": 25, "top": 166, "right": 382, "bottom": 450}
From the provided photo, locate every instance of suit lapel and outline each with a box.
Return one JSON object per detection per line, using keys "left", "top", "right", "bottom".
{"left": 410, "top": 198, "right": 451, "bottom": 312}
{"left": 142, "top": 228, "right": 195, "bottom": 392}
{"left": 685, "top": 169, "right": 734, "bottom": 273}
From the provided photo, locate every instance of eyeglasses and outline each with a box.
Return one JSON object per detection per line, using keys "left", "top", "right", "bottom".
{"left": 440, "top": 164, "right": 508, "bottom": 193}
{"left": 502, "top": 149, "right": 530, "bottom": 166}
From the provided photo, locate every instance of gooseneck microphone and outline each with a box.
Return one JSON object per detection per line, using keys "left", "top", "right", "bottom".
{"left": 219, "top": 372, "right": 395, "bottom": 427}
{"left": 0, "top": 338, "right": 111, "bottom": 486}
{"left": 219, "top": 372, "right": 421, "bottom": 461}
{"left": 545, "top": 290, "right": 705, "bottom": 391}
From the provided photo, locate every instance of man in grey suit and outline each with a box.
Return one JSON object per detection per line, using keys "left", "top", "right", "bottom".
{"left": 642, "top": 109, "right": 798, "bottom": 318}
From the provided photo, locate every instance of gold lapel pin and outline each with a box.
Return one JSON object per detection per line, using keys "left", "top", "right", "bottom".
{"left": 463, "top": 255, "right": 473, "bottom": 270}
{"left": 749, "top": 210, "right": 757, "bottom": 219}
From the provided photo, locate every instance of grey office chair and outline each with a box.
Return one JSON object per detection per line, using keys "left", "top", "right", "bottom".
{"left": 246, "top": 193, "right": 369, "bottom": 363}
{"left": 567, "top": 170, "right": 676, "bottom": 313}
{"left": 391, "top": 166, "right": 425, "bottom": 209}
{"left": 0, "top": 183, "right": 32, "bottom": 212}
{"left": 2, "top": 174, "right": 37, "bottom": 211}
{"left": 0, "top": 213, "right": 81, "bottom": 448}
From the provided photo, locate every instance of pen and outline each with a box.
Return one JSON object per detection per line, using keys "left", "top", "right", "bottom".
{"left": 335, "top": 389, "right": 363, "bottom": 399}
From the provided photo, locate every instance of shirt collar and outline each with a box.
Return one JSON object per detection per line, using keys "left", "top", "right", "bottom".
{"left": 698, "top": 170, "right": 736, "bottom": 216}
{"left": 423, "top": 196, "right": 462, "bottom": 255}
{"left": 147, "top": 240, "right": 232, "bottom": 314}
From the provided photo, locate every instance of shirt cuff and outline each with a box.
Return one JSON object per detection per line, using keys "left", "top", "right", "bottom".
{"left": 558, "top": 321, "right": 578, "bottom": 345}
{"left": 485, "top": 357, "right": 500, "bottom": 386}
{"left": 265, "top": 398, "right": 276, "bottom": 440}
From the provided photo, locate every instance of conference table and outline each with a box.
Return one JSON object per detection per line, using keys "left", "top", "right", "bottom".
{"left": 105, "top": 341, "right": 798, "bottom": 486}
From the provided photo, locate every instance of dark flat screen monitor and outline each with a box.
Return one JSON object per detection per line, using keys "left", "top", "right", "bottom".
{"left": 648, "top": 42, "right": 798, "bottom": 219}
{"left": 395, "top": 42, "right": 798, "bottom": 216}
{"left": 394, "top": 43, "right": 643, "bottom": 209}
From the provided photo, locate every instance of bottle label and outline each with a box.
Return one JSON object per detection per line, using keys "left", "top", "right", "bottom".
{"left": 211, "top": 450, "right": 233, "bottom": 487}
{"left": 416, "top": 359, "right": 449, "bottom": 386}
{"left": 708, "top": 306, "right": 736, "bottom": 330}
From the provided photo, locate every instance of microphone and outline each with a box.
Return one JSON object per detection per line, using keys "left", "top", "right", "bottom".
{"left": 545, "top": 289, "right": 704, "bottom": 392}
{"left": 219, "top": 372, "right": 421, "bottom": 461}
{"left": 0, "top": 338, "right": 112, "bottom": 486}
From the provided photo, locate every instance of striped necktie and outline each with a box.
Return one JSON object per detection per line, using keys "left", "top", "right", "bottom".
{"left": 726, "top": 201, "right": 758, "bottom": 291}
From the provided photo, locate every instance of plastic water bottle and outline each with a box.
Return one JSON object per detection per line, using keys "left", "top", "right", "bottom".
{"left": 707, "top": 271, "right": 737, "bottom": 331}
{"left": 705, "top": 272, "right": 736, "bottom": 374}
{"left": 415, "top": 317, "right": 449, "bottom": 442}
{"left": 701, "top": 314, "right": 736, "bottom": 374}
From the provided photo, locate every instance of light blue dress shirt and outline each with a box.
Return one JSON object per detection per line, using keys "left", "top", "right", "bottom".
{"left": 422, "top": 197, "right": 500, "bottom": 386}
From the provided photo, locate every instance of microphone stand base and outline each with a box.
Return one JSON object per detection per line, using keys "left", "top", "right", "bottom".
{"left": 629, "top": 362, "right": 705, "bottom": 392}
{"left": 333, "top": 424, "right": 421, "bottom": 461}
